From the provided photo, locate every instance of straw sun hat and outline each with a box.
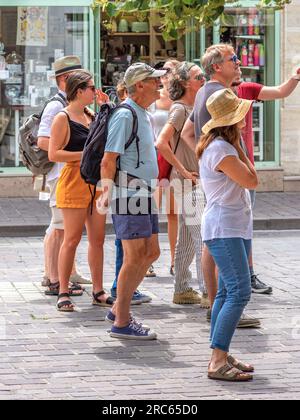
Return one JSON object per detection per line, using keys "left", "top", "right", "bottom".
{"left": 51, "top": 55, "right": 83, "bottom": 78}
{"left": 202, "top": 88, "right": 253, "bottom": 135}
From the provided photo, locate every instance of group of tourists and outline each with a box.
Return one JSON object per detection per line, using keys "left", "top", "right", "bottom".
{"left": 37, "top": 45, "right": 300, "bottom": 382}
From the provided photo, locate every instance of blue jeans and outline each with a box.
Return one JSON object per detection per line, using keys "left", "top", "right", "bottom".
{"left": 204, "top": 238, "right": 252, "bottom": 352}
{"left": 111, "top": 239, "right": 123, "bottom": 292}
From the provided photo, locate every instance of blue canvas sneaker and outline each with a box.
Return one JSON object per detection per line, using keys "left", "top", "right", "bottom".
{"left": 110, "top": 289, "right": 151, "bottom": 304}
{"left": 110, "top": 322, "right": 157, "bottom": 340}
{"left": 105, "top": 310, "right": 150, "bottom": 331}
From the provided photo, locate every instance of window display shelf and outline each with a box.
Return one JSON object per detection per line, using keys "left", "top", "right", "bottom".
{"left": 235, "top": 35, "right": 263, "bottom": 40}
{"left": 240, "top": 66, "right": 262, "bottom": 70}
{"left": 110, "top": 32, "right": 150, "bottom": 36}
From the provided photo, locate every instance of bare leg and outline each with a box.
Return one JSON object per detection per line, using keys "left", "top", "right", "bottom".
{"left": 43, "top": 232, "right": 50, "bottom": 279}
{"left": 114, "top": 234, "right": 160, "bottom": 327}
{"left": 48, "top": 228, "right": 64, "bottom": 283}
{"left": 58, "top": 209, "right": 86, "bottom": 305}
{"left": 165, "top": 187, "right": 178, "bottom": 267}
{"left": 85, "top": 208, "right": 107, "bottom": 299}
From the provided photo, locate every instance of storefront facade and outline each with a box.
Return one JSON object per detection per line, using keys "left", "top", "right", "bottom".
{"left": 0, "top": 0, "right": 297, "bottom": 195}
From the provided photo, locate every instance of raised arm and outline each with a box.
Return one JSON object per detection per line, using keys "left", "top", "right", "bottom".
{"left": 217, "top": 145, "right": 258, "bottom": 190}
{"left": 258, "top": 68, "right": 300, "bottom": 100}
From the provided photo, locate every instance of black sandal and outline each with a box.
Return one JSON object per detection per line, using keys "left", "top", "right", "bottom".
{"left": 56, "top": 293, "right": 75, "bottom": 312}
{"left": 92, "top": 290, "right": 114, "bottom": 307}
{"left": 45, "top": 281, "right": 84, "bottom": 296}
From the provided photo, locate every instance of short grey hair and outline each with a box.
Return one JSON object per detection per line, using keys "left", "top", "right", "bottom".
{"left": 201, "top": 44, "right": 234, "bottom": 76}
{"left": 168, "top": 62, "right": 196, "bottom": 101}
{"left": 127, "top": 84, "right": 137, "bottom": 96}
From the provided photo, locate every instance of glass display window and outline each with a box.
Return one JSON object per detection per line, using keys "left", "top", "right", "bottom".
{"left": 0, "top": 4, "right": 91, "bottom": 170}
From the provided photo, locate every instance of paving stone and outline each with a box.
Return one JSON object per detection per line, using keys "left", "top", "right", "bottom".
{"left": 0, "top": 232, "right": 299, "bottom": 399}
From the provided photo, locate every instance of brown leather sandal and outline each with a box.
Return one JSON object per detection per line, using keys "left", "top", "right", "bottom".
{"left": 45, "top": 281, "right": 84, "bottom": 296}
{"left": 56, "top": 293, "right": 75, "bottom": 312}
{"left": 92, "top": 290, "right": 114, "bottom": 307}
{"left": 208, "top": 363, "right": 253, "bottom": 382}
{"left": 228, "top": 355, "right": 254, "bottom": 372}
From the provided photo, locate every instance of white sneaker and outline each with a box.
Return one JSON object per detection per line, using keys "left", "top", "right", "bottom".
{"left": 70, "top": 272, "right": 92, "bottom": 285}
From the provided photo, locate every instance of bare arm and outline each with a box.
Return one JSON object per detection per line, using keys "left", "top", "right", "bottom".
{"left": 258, "top": 69, "right": 300, "bottom": 100}
{"left": 156, "top": 123, "right": 198, "bottom": 182}
{"left": 96, "top": 152, "right": 119, "bottom": 213}
{"left": 181, "top": 118, "right": 197, "bottom": 152}
{"left": 48, "top": 113, "right": 82, "bottom": 162}
{"left": 37, "top": 136, "right": 49, "bottom": 151}
{"left": 217, "top": 146, "right": 258, "bottom": 190}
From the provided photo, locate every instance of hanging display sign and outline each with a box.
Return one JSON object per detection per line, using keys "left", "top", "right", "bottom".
{"left": 17, "top": 6, "right": 48, "bottom": 46}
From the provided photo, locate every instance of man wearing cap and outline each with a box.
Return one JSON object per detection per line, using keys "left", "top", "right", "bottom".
{"left": 38, "top": 56, "right": 90, "bottom": 294}
{"left": 97, "top": 63, "right": 166, "bottom": 340}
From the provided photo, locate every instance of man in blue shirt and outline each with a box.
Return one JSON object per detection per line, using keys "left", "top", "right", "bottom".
{"left": 98, "top": 63, "right": 166, "bottom": 340}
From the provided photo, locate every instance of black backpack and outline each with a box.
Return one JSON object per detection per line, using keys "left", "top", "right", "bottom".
{"left": 80, "top": 102, "right": 140, "bottom": 211}
{"left": 19, "top": 93, "right": 66, "bottom": 176}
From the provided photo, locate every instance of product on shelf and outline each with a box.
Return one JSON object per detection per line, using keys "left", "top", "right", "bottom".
{"left": 259, "top": 44, "right": 265, "bottom": 66}
{"left": 241, "top": 44, "right": 248, "bottom": 67}
{"left": 248, "top": 40, "right": 254, "bottom": 66}
{"left": 254, "top": 43, "right": 260, "bottom": 67}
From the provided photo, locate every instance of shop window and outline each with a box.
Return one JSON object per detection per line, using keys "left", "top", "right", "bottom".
{"left": 0, "top": 6, "right": 90, "bottom": 169}
{"left": 219, "top": 7, "right": 277, "bottom": 163}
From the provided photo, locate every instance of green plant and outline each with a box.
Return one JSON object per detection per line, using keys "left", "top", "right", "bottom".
{"left": 94, "top": 0, "right": 291, "bottom": 40}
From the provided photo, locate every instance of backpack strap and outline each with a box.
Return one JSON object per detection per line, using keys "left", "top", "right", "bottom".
{"left": 113, "top": 103, "right": 140, "bottom": 169}
{"left": 39, "top": 93, "right": 67, "bottom": 119}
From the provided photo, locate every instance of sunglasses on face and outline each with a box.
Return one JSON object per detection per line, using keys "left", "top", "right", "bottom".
{"left": 194, "top": 74, "right": 205, "bottom": 81}
{"left": 161, "top": 67, "right": 172, "bottom": 76}
{"left": 86, "top": 85, "right": 96, "bottom": 92}
{"left": 228, "top": 54, "right": 239, "bottom": 64}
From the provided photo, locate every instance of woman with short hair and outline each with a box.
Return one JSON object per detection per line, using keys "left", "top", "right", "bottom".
{"left": 156, "top": 61, "right": 207, "bottom": 305}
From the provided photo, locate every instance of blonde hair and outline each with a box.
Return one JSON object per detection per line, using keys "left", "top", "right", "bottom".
{"left": 201, "top": 43, "right": 234, "bottom": 77}
{"left": 116, "top": 80, "right": 128, "bottom": 101}
{"left": 196, "top": 124, "right": 241, "bottom": 160}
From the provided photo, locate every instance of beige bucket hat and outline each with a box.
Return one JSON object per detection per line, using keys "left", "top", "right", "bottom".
{"left": 202, "top": 88, "right": 253, "bottom": 135}
{"left": 124, "top": 62, "right": 166, "bottom": 88}
{"left": 52, "top": 55, "right": 83, "bottom": 77}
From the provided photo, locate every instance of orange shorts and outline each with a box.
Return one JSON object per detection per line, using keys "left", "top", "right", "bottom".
{"left": 56, "top": 162, "right": 100, "bottom": 209}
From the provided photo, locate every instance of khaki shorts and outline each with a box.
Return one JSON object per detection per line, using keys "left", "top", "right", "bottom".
{"left": 46, "top": 177, "right": 64, "bottom": 233}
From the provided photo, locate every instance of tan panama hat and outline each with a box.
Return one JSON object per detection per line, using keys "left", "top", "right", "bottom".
{"left": 52, "top": 55, "right": 83, "bottom": 78}
{"left": 202, "top": 88, "right": 253, "bottom": 135}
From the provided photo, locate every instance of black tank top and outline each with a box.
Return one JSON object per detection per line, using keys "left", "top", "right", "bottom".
{"left": 61, "top": 110, "right": 90, "bottom": 152}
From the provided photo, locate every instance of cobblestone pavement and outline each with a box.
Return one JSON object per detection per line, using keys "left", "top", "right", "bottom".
{"left": 0, "top": 232, "right": 300, "bottom": 400}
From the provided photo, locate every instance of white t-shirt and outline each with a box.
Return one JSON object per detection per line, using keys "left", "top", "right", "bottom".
{"left": 200, "top": 138, "right": 253, "bottom": 241}
{"left": 37, "top": 90, "right": 66, "bottom": 183}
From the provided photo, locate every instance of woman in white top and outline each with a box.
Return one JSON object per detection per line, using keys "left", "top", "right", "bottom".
{"left": 149, "top": 60, "right": 179, "bottom": 276}
{"left": 197, "top": 89, "right": 258, "bottom": 382}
